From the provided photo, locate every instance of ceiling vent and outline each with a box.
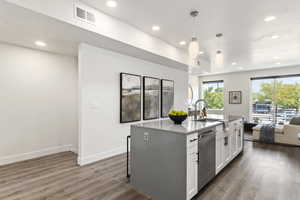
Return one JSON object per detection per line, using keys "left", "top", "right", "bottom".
{"left": 86, "top": 11, "right": 96, "bottom": 23}
{"left": 74, "top": 4, "right": 96, "bottom": 25}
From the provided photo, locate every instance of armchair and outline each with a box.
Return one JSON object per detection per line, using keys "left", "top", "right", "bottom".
{"left": 280, "top": 124, "right": 300, "bottom": 146}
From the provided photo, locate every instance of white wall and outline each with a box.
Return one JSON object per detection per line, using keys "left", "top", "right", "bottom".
{"left": 78, "top": 43, "right": 188, "bottom": 165}
{"left": 198, "top": 66, "right": 300, "bottom": 120}
{"left": 0, "top": 43, "right": 78, "bottom": 165}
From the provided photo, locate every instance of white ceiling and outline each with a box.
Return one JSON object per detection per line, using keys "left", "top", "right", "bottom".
{"left": 82, "top": 0, "right": 300, "bottom": 74}
{"left": 0, "top": 2, "right": 78, "bottom": 56}
{"left": 0, "top": 1, "right": 187, "bottom": 70}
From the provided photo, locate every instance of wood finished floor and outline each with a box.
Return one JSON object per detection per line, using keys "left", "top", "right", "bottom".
{"left": 0, "top": 141, "right": 299, "bottom": 200}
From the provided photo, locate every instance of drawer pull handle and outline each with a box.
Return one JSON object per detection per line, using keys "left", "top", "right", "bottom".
{"left": 190, "top": 138, "right": 198, "bottom": 142}
{"left": 224, "top": 136, "right": 228, "bottom": 146}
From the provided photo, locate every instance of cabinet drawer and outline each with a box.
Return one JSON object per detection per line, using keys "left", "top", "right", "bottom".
{"left": 216, "top": 125, "right": 223, "bottom": 133}
{"left": 232, "top": 119, "right": 243, "bottom": 128}
{"left": 234, "top": 119, "right": 243, "bottom": 124}
{"left": 216, "top": 126, "right": 225, "bottom": 138}
{"left": 187, "top": 133, "right": 198, "bottom": 148}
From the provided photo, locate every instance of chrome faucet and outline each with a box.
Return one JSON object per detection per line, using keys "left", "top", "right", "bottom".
{"left": 194, "top": 99, "right": 207, "bottom": 120}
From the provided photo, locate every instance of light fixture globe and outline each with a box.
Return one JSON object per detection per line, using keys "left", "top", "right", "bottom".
{"left": 215, "top": 52, "right": 224, "bottom": 67}
{"left": 214, "top": 33, "right": 224, "bottom": 68}
{"left": 189, "top": 37, "right": 199, "bottom": 59}
{"left": 188, "top": 10, "right": 200, "bottom": 60}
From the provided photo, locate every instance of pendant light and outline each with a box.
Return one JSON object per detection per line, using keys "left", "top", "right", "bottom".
{"left": 215, "top": 33, "right": 224, "bottom": 67}
{"left": 188, "top": 10, "right": 200, "bottom": 60}
{"left": 189, "top": 37, "right": 199, "bottom": 60}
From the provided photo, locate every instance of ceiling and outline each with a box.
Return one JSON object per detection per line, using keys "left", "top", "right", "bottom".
{"left": 0, "top": 2, "right": 78, "bottom": 56}
{"left": 82, "top": 0, "right": 300, "bottom": 74}
{"left": 0, "top": 1, "right": 187, "bottom": 71}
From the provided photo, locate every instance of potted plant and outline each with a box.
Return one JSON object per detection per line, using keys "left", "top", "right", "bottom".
{"left": 168, "top": 110, "right": 188, "bottom": 125}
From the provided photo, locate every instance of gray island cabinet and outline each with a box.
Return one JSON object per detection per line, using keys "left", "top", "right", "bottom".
{"left": 130, "top": 116, "right": 243, "bottom": 200}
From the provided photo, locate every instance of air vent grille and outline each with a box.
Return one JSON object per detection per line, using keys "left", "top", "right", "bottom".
{"left": 86, "top": 11, "right": 96, "bottom": 23}
{"left": 74, "top": 4, "right": 96, "bottom": 25}
{"left": 76, "top": 7, "right": 86, "bottom": 20}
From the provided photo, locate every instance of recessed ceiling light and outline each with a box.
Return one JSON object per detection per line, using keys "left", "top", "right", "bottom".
{"left": 232, "top": 62, "right": 237, "bottom": 66}
{"left": 106, "top": 0, "right": 117, "bottom": 8}
{"left": 264, "top": 16, "right": 276, "bottom": 22}
{"left": 273, "top": 56, "right": 280, "bottom": 59}
{"left": 238, "top": 67, "right": 243, "bottom": 70}
{"left": 35, "top": 41, "right": 46, "bottom": 47}
{"left": 179, "top": 41, "right": 186, "bottom": 46}
{"left": 198, "top": 51, "right": 204, "bottom": 55}
{"left": 152, "top": 25, "right": 160, "bottom": 31}
{"left": 276, "top": 62, "right": 281, "bottom": 65}
{"left": 271, "top": 35, "right": 280, "bottom": 39}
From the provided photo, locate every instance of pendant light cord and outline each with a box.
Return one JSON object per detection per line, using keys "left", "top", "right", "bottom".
{"left": 193, "top": 16, "right": 196, "bottom": 38}
{"left": 190, "top": 10, "right": 199, "bottom": 39}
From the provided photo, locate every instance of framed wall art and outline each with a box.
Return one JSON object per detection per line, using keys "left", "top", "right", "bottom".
{"left": 120, "top": 73, "right": 142, "bottom": 123}
{"left": 161, "top": 79, "right": 174, "bottom": 117}
{"left": 229, "top": 91, "right": 242, "bottom": 104}
{"left": 143, "top": 76, "right": 160, "bottom": 120}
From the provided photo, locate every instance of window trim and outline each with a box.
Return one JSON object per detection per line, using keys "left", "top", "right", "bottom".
{"left": 202, "top": 80, "right": 224, "bottom": 84}
{"left": 251, "top": 74, "right": 300, "bottom": 81}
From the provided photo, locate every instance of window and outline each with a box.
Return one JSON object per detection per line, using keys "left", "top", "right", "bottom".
{"left": 251, "top": 74, "right": 300, "bottom": 124}
{"left": 202, "top": 80, "right": 224, "bottom": 109}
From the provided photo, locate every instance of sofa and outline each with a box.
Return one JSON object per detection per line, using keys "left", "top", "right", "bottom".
{"left": 253, "top": 119, "right": 300, "bottom": 146}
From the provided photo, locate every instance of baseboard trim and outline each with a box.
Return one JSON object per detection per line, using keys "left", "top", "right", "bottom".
{"left": 78, "top": 146, "right": 126, "bottom": 166}
{"left": 0, "top": 144, "right": 76, "bottom": 166}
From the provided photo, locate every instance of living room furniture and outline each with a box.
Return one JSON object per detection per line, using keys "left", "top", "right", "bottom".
{"left": 244, "top": 121, "right": 258, "bottom": 132}
{"left": 253, "top": 124, "right": 300, "bottom": 146}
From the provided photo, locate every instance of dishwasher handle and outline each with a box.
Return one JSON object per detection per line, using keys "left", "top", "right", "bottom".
{"left": 199, "top": 130, "right": 215, "bottom": 138}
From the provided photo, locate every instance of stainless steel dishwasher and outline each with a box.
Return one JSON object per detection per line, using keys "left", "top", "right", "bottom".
{"left": 198, "top": 129, "right": 216, "bottom": 191}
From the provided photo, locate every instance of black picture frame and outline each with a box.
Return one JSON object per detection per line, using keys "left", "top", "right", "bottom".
{"left": 120, "top": 73, "right": 142, "bottom": 123}
{"left": 143, "top": 76, "right": 160, "bottom": 120}
{"left": 229, "top": 91, "right": 242, "bottom": 104}
{"left": 161, "top": 79, "right": 174, "bottom": 118}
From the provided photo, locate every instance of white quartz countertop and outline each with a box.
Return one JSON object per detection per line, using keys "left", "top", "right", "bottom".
{"left": 131, "top": 115, "right": 243, "bottom": 135}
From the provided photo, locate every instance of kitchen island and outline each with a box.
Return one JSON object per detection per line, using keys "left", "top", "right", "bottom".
{"left": 130, "top": 116, "right": 244, "bottom": 200}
